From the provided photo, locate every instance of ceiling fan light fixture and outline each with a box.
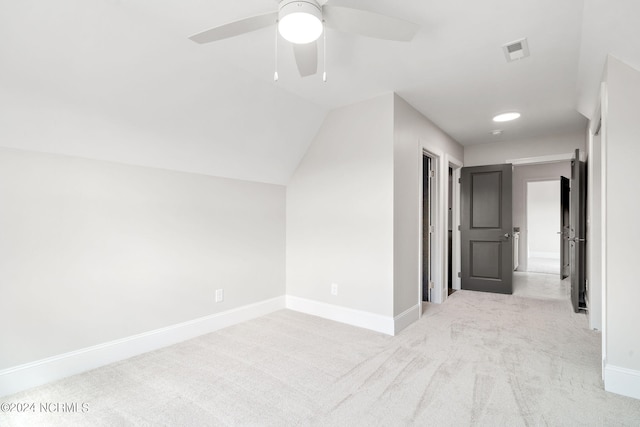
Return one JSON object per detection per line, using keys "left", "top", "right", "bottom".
{"left": 278, "top": 1, "right": 323, "bottom": 44}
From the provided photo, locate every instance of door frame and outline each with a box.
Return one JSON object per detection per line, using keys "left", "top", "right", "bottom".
{"left": 586, "top": 122, "right": 603, "bottom": 329}
{"left": 417, "top": 145, "right": 462, "bottom": 308}
{"left": 446, "top": 155, "right": 463, "bottom": 297}
{"left": 421, "top": 153, "right": 435, "bottom": 303}
{"left": 589, "top": 82, "right": 607, "bottom": 377}
{"left": 510, "top": 156, "right": 574, "bottom": 277}
{"left": 418, "top": 148, "right": 440, "bottom": 306}
{"left": 507, "top": 153, "right": 576, "bottom": 165}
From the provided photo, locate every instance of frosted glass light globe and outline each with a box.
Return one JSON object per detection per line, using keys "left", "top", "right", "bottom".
{"left": 278, "top": 1, "right": 323, "bottom": 44}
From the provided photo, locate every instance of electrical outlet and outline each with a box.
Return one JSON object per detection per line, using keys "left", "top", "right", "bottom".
{"left": 215, "top": 289, "right": 224, "bottom": 303}
{"left": 331, "top": 283, "right": 338, "bottom": 296}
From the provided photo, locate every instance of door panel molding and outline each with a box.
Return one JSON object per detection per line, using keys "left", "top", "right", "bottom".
{"left": 470, "top": 241, "right": 502, "bottom": 279}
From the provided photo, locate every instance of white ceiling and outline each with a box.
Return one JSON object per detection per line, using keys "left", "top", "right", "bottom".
{"left": 0, "top": 0, "right": 638, "bottom": 185}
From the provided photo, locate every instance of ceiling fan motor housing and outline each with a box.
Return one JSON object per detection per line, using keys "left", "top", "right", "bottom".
{"left": 278, "top": 1, "right": 323, "bottom": 44}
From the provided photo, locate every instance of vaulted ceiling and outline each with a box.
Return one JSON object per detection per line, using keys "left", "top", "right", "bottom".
{"left": 0, "top": 0, "right": 638, "bottom": 184}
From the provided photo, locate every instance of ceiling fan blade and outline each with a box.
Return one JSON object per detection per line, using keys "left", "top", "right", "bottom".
{"left": 189, "top": 12, "right": 278, "bottom": 44}
{"left": 323, "top": 6, "right": 419, "bottom": 41}
{"left": 293, "top": 42, "right": 318, "bottom": 77}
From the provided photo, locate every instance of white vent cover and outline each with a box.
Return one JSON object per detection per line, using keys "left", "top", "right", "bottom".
{"left": 503, "top": 38, "right": 530, "bottom": 62}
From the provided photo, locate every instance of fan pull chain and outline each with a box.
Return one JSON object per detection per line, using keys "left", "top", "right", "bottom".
{"left": 274, "top": 20, "right": 279, "bottom": 82}
{"left": 322, "top": 20, "right": 327, "bottom": 83}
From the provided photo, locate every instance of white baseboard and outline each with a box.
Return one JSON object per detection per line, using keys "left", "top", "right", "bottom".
{"left": 394, "top": 304, "right": 420, "bottom": 335}
{"left": 286, "top": 296, "right": 395, "bottom": 336}
{"left": 0, "top": 296, "right": 286, "bottom": 398}
{"left": 604, "top": 364, "right": 640, "bottom": 400}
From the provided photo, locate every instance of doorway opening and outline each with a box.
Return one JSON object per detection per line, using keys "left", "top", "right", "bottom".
{"left": 510, "top": 160, "right": 574, "bottom": 302}
{"left": 422, "top": 154, "right": 434, "bottom": 302}
{"left": 526, "top": 180, "right": 561, "bottom": 275}
{"left": 447, "top": 166, "right": 454, "bottom": 296}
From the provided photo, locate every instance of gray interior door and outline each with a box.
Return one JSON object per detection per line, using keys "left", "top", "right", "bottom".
{"left": 560, "top": 176, "right": 570, "bottom": 279}
{"left": 461, "top": 164, "right": 513, "bottom": 294}
{"left": 570, "top": 149, "right": 587, "bottom": 312}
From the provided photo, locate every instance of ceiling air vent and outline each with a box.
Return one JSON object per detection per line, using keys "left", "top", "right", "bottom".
{"left": 503, "top": 38, "right": 530, "bottom": 62}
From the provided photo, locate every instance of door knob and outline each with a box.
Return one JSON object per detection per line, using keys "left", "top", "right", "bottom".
{"left": 503, "top": 233, "right": 510, "bottom": 239}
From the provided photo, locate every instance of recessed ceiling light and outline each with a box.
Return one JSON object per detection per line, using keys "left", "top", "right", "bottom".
{"left": 493, "top": 112, "right": 521, "bottom": 122}
{"left": 491, "top": 130, "right": 503, "bottom": 136}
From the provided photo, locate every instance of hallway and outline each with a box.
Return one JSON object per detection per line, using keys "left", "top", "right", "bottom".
{"left": 513, "top": 271, "right": 570, "bottom": 301}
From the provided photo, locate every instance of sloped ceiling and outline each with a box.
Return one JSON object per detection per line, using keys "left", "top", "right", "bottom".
{"left": 576, "top": 0, "right": 640, "bottom": 118}
{"left": 0, "top": 0, "right": 638, "bottom": 184}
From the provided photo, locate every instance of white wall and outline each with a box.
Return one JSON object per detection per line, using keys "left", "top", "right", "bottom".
{"left": 0, "top": 148, "right": 285, "bottom": 370}
{"left": 393, "top": 95, "right": 464, "bottom": 315}
{"left": 464, "top": 131, "right": 586, "bottom": 166}
{"left": 587, "top": 113, "right": 603, "bottom": 332}
{"left": 527, "top": 181, "right": 561, "bottom": 259}
{"left": 286, "top": 93, "right": 464, "bottom": 332}
{"left": 602, "top": 56, "right": 640, "bottom": 398}
{"left": 513, "top": 163, "right": 570, "bottom": 271}
{"left": 286, "top": 94, "right": 395, "bottom": 318}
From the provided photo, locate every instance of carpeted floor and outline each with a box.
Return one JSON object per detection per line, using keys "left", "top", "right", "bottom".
{"left": 513, "top": 271, "right": 570, "bottom": 301}
{"left": 527, "top": 257, "right": 561, "bottom": 275}
{"left": 2, "top": 290, "right": 640, "bottom": 426}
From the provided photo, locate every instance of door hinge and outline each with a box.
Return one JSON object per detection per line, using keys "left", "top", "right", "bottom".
{"left": 428, "top": 281, "right": 435, "bottom": 289}
{"left": 428, "top": 225, "right": 435, "bottom": 234}
{"left": 457, "top": 272, "right": 461, "bottom": 278}
{"left": 458, "top": 178, "right": 461, "bottom": 184}
{"left": 458, "top": 225, "right": 461, "bottom": 231}
{"left": 429, "top": 170, "right": 436, "bottom": 178}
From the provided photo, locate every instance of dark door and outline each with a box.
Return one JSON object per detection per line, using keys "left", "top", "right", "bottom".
{"left": 461, "top": 164, "right": 513, "bottom": 294}
{"left": 422, "top": 156, "right": 432, "bottom": 302}
{"left": 570, "top": 149, "right": 587, "bottom": 312}
{"left": 560, "top": 176, "right": 570, "bottom": 279}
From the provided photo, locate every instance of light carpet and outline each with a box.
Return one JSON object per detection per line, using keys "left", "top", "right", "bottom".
{"left": 513, "top": 271, "right": 570, "bottom": 301}
{"left": 526, "top": 257, "right": 561, "bottom": 275}
{"left": 2, "top": 291, "right": 640, "bottom": 426}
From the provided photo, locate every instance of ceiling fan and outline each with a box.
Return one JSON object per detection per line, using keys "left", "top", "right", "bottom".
{"left": 189, "top": 0, "right": 419, "bottom": 78}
